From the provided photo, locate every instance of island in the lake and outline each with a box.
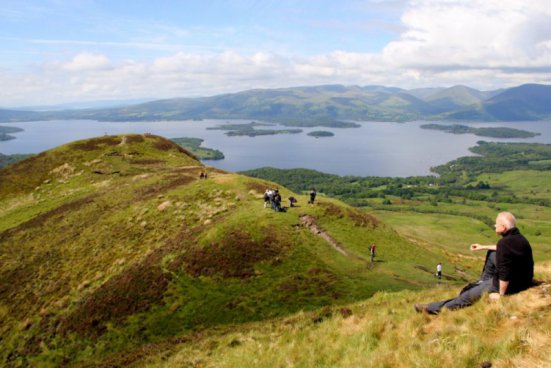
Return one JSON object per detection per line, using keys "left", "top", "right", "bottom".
{"left": 420, "top": 123, "right": 540, "bottom": 138}
{"left": 0, "top": 126, "right": 24, "bottom": 141}
{"left": 207, "top": 122, "right": 303, "bottom": 137}
{"left": 307, "top": 130, "right": 335, "bottom": 138}
{"left": 170, "top": 137, "right": 224, "bottom": 160}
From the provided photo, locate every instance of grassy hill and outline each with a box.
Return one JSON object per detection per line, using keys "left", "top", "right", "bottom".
{"left": 242, "top": 141, "right": 551, "bottom": 264}
{"left": 0, "top": 134, "right": 464, "bottom": 367}
{"left": 138, "top": 262, "right": 551, "bottom": 368}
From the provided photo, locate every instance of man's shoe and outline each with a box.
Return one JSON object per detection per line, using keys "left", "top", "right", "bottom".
{"left": 414, "top": 303, "right": 429, "bottom": 313}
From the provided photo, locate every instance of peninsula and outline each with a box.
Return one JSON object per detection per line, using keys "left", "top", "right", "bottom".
{"left": 0, "top": 125, "right": 23, "bottom": 141}
{"left": 170, "top": 137, "right": 224, "bottom": 160}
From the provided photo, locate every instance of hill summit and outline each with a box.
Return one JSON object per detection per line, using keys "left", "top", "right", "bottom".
{"left": 0, "top": 134, "right": 461, "bottom": 366}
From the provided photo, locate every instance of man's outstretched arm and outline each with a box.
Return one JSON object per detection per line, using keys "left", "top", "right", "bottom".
{"left": 470, "top": 244, "right": 496, "bottom": 251}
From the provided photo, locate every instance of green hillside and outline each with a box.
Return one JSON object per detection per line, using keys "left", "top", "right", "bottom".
{"left": 0, "top": 134, "right": 460, "bottom": 367}
{"left": 241, "top": 142, "right": 551, "bottom": 279}
{"left": 141, "top": 263, "right": 551, "bottom": 368}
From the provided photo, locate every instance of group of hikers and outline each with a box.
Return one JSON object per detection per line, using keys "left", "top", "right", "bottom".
{"left": 263, "top": 188, "right": 317, "bottom": 212}
{"left": 263, "top": 188, "right": 284, "bottom": 212}
{"left": 415, "top": 211, "right": 534, "bottom": 314}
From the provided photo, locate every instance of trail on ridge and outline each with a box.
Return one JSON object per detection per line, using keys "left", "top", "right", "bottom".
{"left": 300, "top": 215, "right": 371, "bottom": 267}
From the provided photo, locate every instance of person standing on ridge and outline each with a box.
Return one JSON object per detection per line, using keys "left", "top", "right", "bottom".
{"left": 268, "top": 189, "right": 275, "bottom": 210}
{"left": 264, "top": 189, "right": 270, "bottom": 208}
{"left": 273, "top": 190, "right": 282, "bottom": 212}
{"left": 309, "top": 188, "right": 317, "bottom": 205}
{"left": 436, "top": 263, "right": 442, "bottom": 279}
{"left": 369, "top": 243, "right": 376, "bottom": 264}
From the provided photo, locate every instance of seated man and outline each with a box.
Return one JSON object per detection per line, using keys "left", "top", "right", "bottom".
{"left": 415, "top": 211, "right": 534, "bottom": 314}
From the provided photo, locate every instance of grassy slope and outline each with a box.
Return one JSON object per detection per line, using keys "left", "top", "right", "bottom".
{"left": 0, "top": 135, "right": 455, "bottom": 367}
{"left": 372, "top": 169, "right": 551, "bottom": 263}
{"left": 224, "top": 165, "right": 551, "bottom": 368}
{"left": 140, "top": 262, "right": 551, "bottom": 368}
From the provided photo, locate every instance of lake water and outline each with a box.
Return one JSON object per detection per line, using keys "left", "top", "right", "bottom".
{"left": 1, "top": 119, "right": 551, "bottom": 177}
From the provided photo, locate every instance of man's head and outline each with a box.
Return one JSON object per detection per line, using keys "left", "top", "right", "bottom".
{"left": 495, "top": 212, "right": 516, "bottom": 235}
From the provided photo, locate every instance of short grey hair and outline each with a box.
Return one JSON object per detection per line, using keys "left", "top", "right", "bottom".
{"left": 497, "top": 212, "right": 516, "bottom": 230}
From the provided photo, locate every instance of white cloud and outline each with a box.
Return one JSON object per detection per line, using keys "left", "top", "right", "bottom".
{"left": 60, "top": 53, "right": 110, "bottom": 71}
{"left": 1, "top": 0, "right": 551, "bottom": 106}
{"left": 383, "top": 0, "right": 551, "bottom": 70}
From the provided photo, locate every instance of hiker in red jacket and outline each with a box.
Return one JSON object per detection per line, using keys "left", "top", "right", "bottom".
{"left": 369, "top": 243, "right": 376, "bottom": 263}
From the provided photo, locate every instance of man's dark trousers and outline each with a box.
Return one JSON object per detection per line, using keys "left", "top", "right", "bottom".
{"left": 426, "top": 251, "right": 497, "bottom": 314}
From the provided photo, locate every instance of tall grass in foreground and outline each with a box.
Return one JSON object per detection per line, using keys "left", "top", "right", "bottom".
{"left": 142, "top": 262, "right": 551, "bottom": 368}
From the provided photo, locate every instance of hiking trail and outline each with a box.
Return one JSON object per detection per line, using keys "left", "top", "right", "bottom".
{"left": 300, "top": 215, "right": 371, "bottom": 266}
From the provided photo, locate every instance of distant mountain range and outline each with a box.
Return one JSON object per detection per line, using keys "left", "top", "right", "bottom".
{"left": 1, "top": 83, "right": 550, "bottom": 125}
{"left": 10, "top": 98, "right": 155, "bottom": 111}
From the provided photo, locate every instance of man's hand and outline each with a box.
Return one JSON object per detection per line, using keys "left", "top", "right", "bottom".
{"left": 470, "top": 243, "right": 482, "bottom": 251}
{"left": 489, "top": 293, "right": 501, "bottom": 301}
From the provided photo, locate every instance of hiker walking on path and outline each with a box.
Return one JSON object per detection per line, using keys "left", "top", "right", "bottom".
{"left": 309, "top": 188, "right": 317, "bottom": 205}
{"left": 436, "top": 263, "right": 442, "bottom": 279}
{"left": 369, "top": 243, "right": 376, "bottom": 264}
{"left": 415, "top": 211, "right": 534, "bottom": 314}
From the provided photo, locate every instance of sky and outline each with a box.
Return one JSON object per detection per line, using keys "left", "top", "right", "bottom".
{"left": 1, "top": 0, "right": 551, "bottom": 107}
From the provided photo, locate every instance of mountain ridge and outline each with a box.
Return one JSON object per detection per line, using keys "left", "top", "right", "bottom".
{"left": 1, "top": 83, "right": 550, "bottom": 124}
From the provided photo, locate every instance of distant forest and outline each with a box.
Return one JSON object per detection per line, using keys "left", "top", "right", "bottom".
{"left": 242, "top": 141, "right": 551, "bottom": 209}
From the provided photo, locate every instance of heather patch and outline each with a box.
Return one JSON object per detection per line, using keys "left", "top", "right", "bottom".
{"left": 182, "top": 229, "right": 287, "bottom": 279}
{"left": 60, "top": 256, "right": 170, "bottom": 337}
{"left": 0, "top": 194, "right": 96, "bottom": 239}
{"left": 246, "top": 181, "right": 269, "bottom": 194}
{"left": 71, "top": 136, "right": 121, "bottom": 151}
{"left": 319, "top": 201, "right": 346, "bottom": 218}
{"left": 124, "top": 135, "right": 145, "bottom": 144}
{"left": 129, "top": 159, "right": 166, "bottom": 165}
{"left": 278, "top": 268, "right": 341, "bottom": 301}
{"left": 134, "top": 175, "right": 196, "bottom": 200}
{"left": 346, "top": 208, "right": 379, "bottom": 227}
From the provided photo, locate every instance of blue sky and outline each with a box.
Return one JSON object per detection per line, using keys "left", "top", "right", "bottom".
{"left": 1, "top": 0, "right": 550, "bottom": 107}
{"left": 1, "top": 1, "right": 400, "bottom": 62}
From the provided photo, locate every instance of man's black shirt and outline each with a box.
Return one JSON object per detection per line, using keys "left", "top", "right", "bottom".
{"left": 494, "top": 227, "right": 534, "bottom": 294}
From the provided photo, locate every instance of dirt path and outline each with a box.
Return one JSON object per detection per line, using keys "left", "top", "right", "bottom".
{"left": 300, "top": 215, "right": 371, "bottom": 266}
